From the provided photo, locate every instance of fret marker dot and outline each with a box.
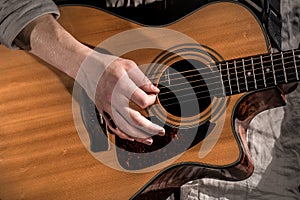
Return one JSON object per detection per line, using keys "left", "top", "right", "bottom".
{"left": 266, "top": 68, "right": 270, "bottom": 73}
{"left": 247, "top": 71, "right": 252, "bottom": 76}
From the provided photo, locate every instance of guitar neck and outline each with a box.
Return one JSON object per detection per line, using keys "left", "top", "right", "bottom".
{"left": 219, "top": 48, "right": 300, "bottom": 95}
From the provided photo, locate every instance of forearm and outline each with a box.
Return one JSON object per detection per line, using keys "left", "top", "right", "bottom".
{"left": 14, "top": 13, "right": 164, "bottom": 144}
{"left": 16, "top": 14, "right": 92, "bottom": 79}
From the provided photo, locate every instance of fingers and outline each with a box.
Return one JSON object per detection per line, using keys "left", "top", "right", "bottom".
{"left": 124, "top": 59, "right": 160, "bottom": 93}
{"left": 131, "top": 89, "right": 157, "bottom": 109}
{"left": 101, "top": 110, "right": 135, "bottom": 142}
{"left": 108, "top": 108, "right": 160, "bottom": 145}
{"left": 95, "top": 57, "right": 165, "bottom": 145}
{"left": 112, "top": 65, "right": 158, "bottom": 110}
{"left": 99, "top": 99, "right": 165, "bottom": 145}
{"left": 111, "top": 86, "right": 165, "bottom": 138}
{"left": 121, "top": 61, "right": 160, "bottom": 109}
{"left": 127, "top": 108, "right": 165, "bottom": 137}
{"left": 113, "top": 100, "right": 164, "bottom": 136}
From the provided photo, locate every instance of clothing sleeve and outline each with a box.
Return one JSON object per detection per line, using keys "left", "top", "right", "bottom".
{"left": 0, "top": 0, "right": 60, "bottom": 49}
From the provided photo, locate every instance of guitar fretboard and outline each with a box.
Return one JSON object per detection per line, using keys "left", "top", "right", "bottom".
{"left": 219, "top": 48, "right": 300, "bottom": 96}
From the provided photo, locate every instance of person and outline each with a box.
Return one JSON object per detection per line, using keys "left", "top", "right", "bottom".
{"left": 0, "top": 0, "right": 166, "bottom": 146}
{"left": 1, "top": 0, "right": 299, "bottom": 199}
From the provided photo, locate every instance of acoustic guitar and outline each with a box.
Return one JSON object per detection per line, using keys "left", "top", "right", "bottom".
{"left": 0, "top": 1, "right": 298, "bottom": 200}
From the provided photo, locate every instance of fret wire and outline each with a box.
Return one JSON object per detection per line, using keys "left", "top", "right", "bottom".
{"left": 251, "top": 57, "right": 257, "bottom": 89}
{"left": 226, "top": 62, "right": 233, "bottom": 94}
{"left": 281, "top": 52, "right": 287, "bottom": 83}
{"left": 220, "top": 61, "right": 298, "bottom": 86}
{"left": 160, "top": 71, "right": 296, "bottom": 105}
{"left": 158, "top": 59, "right": 296, "bottom": 92}
{"left": 150, "top": 49, "right": 300, "bottom": 96}
{"left": 218, "top": 63, "right": 226, "bottom": 95}
{"left": 162, "top": 68, "right": 297, "bottom": 103}
{"left": 242, "top": 59, "right": 248, "bottom": 91}
{"left": 149, "top": 49, "right": 300, "bottom": 81}
{"left": 159, "top": 60, "right": 299, "bottom": 101}
{"left": 234, "top": 60, "right": 240, "bottom": 93}
{"left": 153, "top": 50, "right": 299, "bottom": 84}
{"left": 292, "top": 49, "right": 299, "bottom": 80}
{"left": 260, "top": 55, "right": 267, "bottom": 88}
{"left": 270, "top": 53, "right": 277, "bottom": 85}
{"left": 156, "top": 59, "right": 298, "bottom": 94}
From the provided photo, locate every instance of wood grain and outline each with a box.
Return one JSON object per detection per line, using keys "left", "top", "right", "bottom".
{"left": 0, "top": 2, "right": 271, "bottom": 200}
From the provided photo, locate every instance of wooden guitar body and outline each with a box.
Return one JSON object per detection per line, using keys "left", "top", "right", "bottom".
{"left": 1, "top": 2, "right": 298, "bottom": 200}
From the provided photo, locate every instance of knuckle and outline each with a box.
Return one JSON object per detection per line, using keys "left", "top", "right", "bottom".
{"left": 130, "top": 111, "right": 142, "bottom": 122}
{"left": 107, "top": 63, "right": 124, "bottom": 80}
{"left": 126, "top": 60, "right": 137, "bottom": 67}
{"left": 142, "top": 76, "right": 151, "bottom": 85}
{"left": 130, "top": 112, "right": 146, "bottom": 127}
{"left": 139, "top": 98, "right": 149, "bottom": 109}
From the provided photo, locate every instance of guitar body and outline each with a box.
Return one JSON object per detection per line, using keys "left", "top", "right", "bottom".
{"left": 0, "top": 2, "right": 293, "bottom": 200}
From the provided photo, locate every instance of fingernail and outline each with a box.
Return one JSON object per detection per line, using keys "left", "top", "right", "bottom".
{"left": 144, "top": 138, "right": 153, "bottom": 145}
{"left": 159, "top": 129, "right": 165, "bottom": 136}
{"left": 151, "top": 84, "right": 160, "bottom": 92}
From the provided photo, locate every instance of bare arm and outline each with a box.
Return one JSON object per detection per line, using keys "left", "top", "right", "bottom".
{"left": 16, "top": 14, "right": 90, "bottom": 78}
{"left": 15, "top": 14, "right": 164, "bottom": 145}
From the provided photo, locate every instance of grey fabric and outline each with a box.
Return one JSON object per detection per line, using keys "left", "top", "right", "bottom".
{"left": 169, "top": 0, "right": 300, "bottom": 199}
{"left": 0, "top": 0, "right": 60, "bottom": 49}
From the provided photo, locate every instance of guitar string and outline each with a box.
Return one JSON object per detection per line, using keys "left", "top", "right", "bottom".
{"left": 153, "top": 54, "right": 298, "bottom": 86}
{"left": 157, "top": 58, "right": 298, "bottom": 95}
{"left": 156, "top": 61, "right": 299, "bottom": 107}
{"left": 147, "top": 49, "right": 300, "bottom": 85}
{"left": 159, "top": 67, "right": 297, "bottom": 105}
{"left": 158, "top": 70, "right": 296, "bottom": 108}
{"left": 151, "top": 59, "right": 299, "bottom": 100}
{"left": 147, "top": 49, "right": 300, "bottom": 80}
{"left": 159, "top": 60, "right": 296, "bottom": 106}
{"left": 145, "top": 49, "right": 299, "bottom": 84}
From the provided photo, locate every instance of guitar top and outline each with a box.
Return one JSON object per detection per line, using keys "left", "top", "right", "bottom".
{"left": 0, "top": 2, "right": 299, "bottom": 200}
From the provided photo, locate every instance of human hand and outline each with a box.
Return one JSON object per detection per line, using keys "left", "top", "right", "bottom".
{"left": 20, "top": 13, "right": 164, "bottom": 146}
{"left": 78, "top": 52, "right": 165, "bottom": 145}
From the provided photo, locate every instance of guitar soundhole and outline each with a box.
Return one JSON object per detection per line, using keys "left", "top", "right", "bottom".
{"left": 111, "top": 59, "right": 215, "bottom": 170}
{"left": 158, "top": 59, "right": 211, "bottom": 118}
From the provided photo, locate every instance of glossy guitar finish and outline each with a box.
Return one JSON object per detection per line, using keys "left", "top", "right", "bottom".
{"left": 0, "top": 2, "right": 298, "bottom": 200}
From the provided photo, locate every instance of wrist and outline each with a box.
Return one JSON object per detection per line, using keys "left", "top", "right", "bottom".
{"left": 27, "top": 14, "right": 92, "bottom": 79}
